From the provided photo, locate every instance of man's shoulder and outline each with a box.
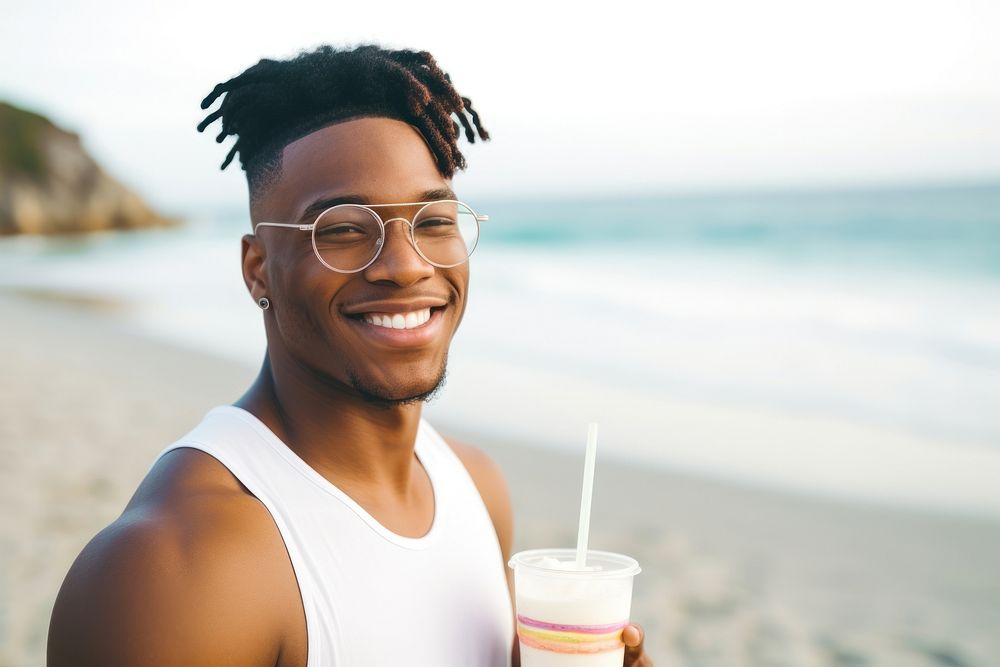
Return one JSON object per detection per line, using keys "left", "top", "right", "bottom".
{"left": 48, "top": 447, "right": 304, "bottom": 666}
{"left": 122, "top": 447, "right": 286, "bottom": 562}
{"left": 439, "top": 435, "right": 507, "bottom": 495}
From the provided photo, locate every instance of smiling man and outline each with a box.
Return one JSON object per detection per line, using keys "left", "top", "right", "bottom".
{"left": 47, "top": 45, "right": 650, "bottom": 666}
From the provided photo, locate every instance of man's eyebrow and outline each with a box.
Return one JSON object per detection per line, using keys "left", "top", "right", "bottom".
{"left": 299, "top": 195, "right": 369, "bottom": 222}
{"left": 419, "top": 187, "right": 458, "bottom": 202}
{"left": 298, "top": 188, "right": 459, "bottom": 222}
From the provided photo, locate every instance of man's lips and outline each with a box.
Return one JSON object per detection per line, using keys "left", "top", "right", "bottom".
{"left": 342, "top": 301, "right": 449, "bottom": 348}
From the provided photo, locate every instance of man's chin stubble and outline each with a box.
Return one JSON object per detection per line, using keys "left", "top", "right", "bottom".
{"left": 347, "top": 363, "right": 449, "bottom": 410}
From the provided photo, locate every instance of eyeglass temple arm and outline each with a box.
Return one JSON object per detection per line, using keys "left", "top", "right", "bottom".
{"left": 253, "top": 222, "right": 314, "bottom": 232}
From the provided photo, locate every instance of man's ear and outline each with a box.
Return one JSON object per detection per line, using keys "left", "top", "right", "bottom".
{"left": 242, "top": 233, "right": 268, "bottom": 303}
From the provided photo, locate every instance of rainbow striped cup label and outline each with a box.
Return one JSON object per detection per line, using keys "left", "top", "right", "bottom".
{"left": 516, "top": 614, "right": 628, "bottom": 654}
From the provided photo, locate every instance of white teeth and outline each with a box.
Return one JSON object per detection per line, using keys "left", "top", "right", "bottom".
{"left": 363, "top": 308, "right": 433, "bottom": 330}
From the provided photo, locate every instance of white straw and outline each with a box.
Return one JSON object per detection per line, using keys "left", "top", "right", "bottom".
{"left": 575, "top": 423, "right": 599, "bottom": 568}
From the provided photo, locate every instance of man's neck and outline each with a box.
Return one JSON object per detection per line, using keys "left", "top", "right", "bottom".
{"left": 234, "top": 353, "right": 425, "bottom": 499}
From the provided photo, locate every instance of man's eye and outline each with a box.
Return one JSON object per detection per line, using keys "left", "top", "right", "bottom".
{"left": 316, "top": 224, "right": 367, "bottom": 237}
{"left": 415, "top": 217, "right": 456, "bottom": 229}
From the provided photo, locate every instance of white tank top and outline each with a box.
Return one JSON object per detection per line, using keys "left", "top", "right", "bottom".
{"left": 149, "top": 405, "right": 514, "bottom": 667}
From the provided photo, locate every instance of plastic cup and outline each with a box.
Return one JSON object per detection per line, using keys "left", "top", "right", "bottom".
{"left": 508, "top": 548, "right": 641, "bottom": 667}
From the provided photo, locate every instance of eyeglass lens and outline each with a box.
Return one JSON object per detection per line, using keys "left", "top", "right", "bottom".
{"left": 312, "top": 202, "right": 480, "bottom": 272}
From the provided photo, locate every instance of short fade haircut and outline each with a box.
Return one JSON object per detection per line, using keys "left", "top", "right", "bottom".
{"left": 197, "top": 44, "right": 489, "bottom": 202}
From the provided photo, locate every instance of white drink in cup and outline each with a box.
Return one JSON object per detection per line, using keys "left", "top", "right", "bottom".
{"left": 508, "top": 424, "right": 641, "bottom": 666}
{"left": 508, "top": 548, "right": 640, "bottom": 667}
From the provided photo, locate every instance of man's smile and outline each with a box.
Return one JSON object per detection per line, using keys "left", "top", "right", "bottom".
{"left": 363, "top": 308, "right": 431, "bottom": 329}
{"left": 342, "top": 299, "right": 451, "bottom": 348}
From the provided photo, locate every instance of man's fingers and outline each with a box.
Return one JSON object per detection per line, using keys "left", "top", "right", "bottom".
{"left": 623, "top": 623, "right": 644, "bottom": 648}
{"left": 623, "top": 624, "right": 653, "bottom": 666}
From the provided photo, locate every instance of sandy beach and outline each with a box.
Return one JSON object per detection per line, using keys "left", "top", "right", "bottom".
{"left": 3, "top": 291, "right": 1000, "bottom": 667}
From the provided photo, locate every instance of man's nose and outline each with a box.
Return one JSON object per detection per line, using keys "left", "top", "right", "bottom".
{"left": 362, "top": 218, "right": 434, "bottom": 286}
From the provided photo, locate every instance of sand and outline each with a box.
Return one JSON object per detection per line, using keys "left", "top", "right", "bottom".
{"left": 2, "top": 292, "right": 999, "bottom": 667}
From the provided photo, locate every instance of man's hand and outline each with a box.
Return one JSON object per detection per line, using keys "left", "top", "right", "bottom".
{"left": 623, "top": 623, "right": 653, "bottom": 666}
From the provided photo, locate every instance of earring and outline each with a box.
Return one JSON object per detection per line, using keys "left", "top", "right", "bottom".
{"left": 257, "top": 297, "right": 270, "bottom": 310}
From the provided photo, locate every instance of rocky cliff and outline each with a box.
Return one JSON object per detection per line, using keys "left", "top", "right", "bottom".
{"left": 0, "top": 101, "right": 176, "bottom": 235}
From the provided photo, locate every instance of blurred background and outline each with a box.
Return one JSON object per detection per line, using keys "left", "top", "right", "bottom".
{"left": 2, "top": 1, "right": 999, "bottom": 665}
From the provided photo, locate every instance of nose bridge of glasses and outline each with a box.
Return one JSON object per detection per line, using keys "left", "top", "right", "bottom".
{"left": 373, "top": 215, "right": 417, "bottom": 253}
{"left": 380, "top": 215, "right": 414, "bottom": 229}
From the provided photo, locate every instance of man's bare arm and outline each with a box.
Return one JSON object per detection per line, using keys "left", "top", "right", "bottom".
{"left": 48, "top": 469, "right": 300, "bottom": 667}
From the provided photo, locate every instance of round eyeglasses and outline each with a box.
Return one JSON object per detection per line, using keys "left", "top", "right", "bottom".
{"left": 253, "top": 200, "right": 488, "bottom": 273}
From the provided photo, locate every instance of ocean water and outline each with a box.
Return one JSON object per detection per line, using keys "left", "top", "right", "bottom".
{"left": 2, "top": 183, "right": 999, "bottom": 517}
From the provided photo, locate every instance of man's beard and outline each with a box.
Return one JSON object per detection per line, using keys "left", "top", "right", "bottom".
{"left": 347, "top": 359, "right": 449, "bottom": 409}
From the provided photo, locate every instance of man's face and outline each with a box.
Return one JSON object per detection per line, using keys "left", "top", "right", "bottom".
{"left": 247, "top": 117, "right": 469, "bottom": 405}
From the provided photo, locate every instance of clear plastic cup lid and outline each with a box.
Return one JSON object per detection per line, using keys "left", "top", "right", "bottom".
{"left": 509, "top": 548, "right": 641, "bottom": 578}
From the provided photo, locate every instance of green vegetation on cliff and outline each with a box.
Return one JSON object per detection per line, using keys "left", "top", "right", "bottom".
{"left": 0, "top": 101, "right": 52, "bottom": 180}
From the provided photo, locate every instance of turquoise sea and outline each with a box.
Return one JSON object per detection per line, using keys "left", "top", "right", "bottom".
{"left": 484, "top": 184, "right": 1000, "bottom": 277}
{"left": 2, "top": 182, "right": 999, "bottom": 516}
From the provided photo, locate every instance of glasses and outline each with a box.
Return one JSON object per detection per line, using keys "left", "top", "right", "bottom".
{"left": 254, "top": 199, "right": 488, "bottom": 273}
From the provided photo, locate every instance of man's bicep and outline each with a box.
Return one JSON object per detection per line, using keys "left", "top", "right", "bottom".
{"left": 48, "top": 512, "right": 278, "bottom": 667}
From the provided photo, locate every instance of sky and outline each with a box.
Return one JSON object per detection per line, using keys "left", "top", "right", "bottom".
{"left": 2, "top": 0, "right": 999, "bottom": 213}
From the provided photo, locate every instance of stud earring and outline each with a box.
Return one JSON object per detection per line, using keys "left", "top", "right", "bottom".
{"left": 257, "top": 297, "right": 270, "bottom": 310}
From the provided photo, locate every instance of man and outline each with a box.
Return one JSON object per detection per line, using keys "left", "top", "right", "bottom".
{"left": 48, "top": 45, "right": 651, "bottom": 666}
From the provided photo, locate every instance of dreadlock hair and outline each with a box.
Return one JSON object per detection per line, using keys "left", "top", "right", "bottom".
{"left": 197, "top": 44, "right": 489, "bottom": 202}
